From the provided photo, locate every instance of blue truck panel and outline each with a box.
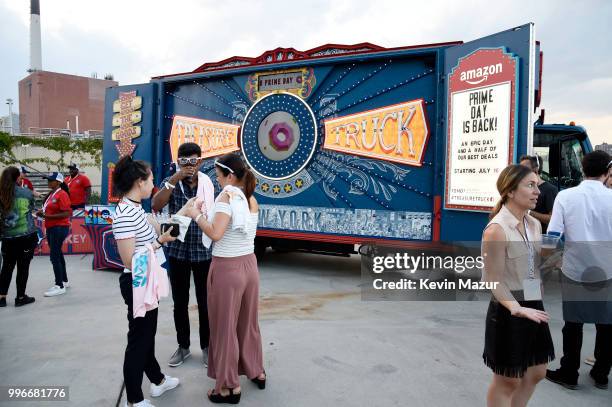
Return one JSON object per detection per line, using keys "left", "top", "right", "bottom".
{"left": 102, "top": 25, "right": 549, "bottom": 246}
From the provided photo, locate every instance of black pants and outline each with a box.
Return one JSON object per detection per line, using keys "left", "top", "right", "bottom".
{"left": 559, "top": 321, "right": 612, "bottom": 380}
{"left": 167, "top": 256, "right": 211, "bottom": 350}
{"left": 47, "top": 226, "right": 69, "bottom": 287}
{"left": 119, "top": 273, "right": 164, "bottom": 404}
{"left": 0, "top": 233, "right": 38, "bottom": 297}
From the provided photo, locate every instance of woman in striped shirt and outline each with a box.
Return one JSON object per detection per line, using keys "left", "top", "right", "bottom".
{"left": 111, "top": 156, "right": 179, "bottom": 407}
{"left": 182, "top": 153, "right": 265, "bottom": 404}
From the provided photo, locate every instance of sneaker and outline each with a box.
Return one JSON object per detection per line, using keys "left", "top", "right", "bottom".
{"left": 168, "top": 347, "right": 190, "bottom": 367}
{"left": 63, "top": 281, "right": 70, "bottom": 288}
{"left": 546, "top": 369, "right": 578, "bottom": 390}
{"left": 584, "top": 356, "right": 595, "bottom": 366}
{"left": 0, "top": 297, "right": 6, "bottom": 307}
{"left": 124, "top": 399, "right": 155, "bottom": 407}
{"left": 202, "top": 347, "right": 209, "bottom": 367}
{"left": 44, "top": 285, "right": 66, "bottom": 297}
{"left": 150, "top": 375, "right": 179, "bottom": 397}
{"left": 589, "top": 370, "right": 609, "bottom": 389}
{"left": 15, "top": 295, "right": 36, "bottom": 307}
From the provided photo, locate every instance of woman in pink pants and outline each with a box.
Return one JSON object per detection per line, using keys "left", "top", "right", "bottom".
{"left": 183, "top": 153, "right": 265, "bottom": 404}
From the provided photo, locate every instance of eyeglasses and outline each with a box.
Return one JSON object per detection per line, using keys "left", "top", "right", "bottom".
{"left": 214, "top": 160, "right": 234, "bottom": 173}
{"left": 177, "top": 157, "right": 199, "bottom": 166}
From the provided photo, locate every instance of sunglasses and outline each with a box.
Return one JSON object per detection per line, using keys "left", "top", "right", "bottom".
{"left": 214, "top": 160, "right": 234, "bottom": 173}
{"left": 177, "top": 157, "right": 199, "bottom": 166}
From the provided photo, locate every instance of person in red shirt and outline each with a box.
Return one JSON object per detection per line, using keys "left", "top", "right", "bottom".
{"left": 35, "top": 172, "right": 72, "bottom": 297}
{"left": 16, "top": 167, "right": 42, "bottom": 198}
{"left": 17, "top": 167, "right": 34, "bottom": 191}
{"left": 65, "top": 163, "right": 91, "bottom": 209}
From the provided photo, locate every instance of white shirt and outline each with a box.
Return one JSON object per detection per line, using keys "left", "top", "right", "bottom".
{"left": 548, "top": 180, "right": 612, "bottom": 282}
{"left": 211, "top": 202, "right": 258, "bottom": 258}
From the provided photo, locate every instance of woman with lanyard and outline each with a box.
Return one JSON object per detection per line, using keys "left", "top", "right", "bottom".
{"left": 36, "top": 172, "right": 72, "bottom": 297}
{"left": 112, "top": 156, "right": 180, "bottom": 407}
{"left": 481, "top": 164, "right": 554, "bottom": 407}
{"left": 181, "top": 153, "right": 265, "bottom": 404}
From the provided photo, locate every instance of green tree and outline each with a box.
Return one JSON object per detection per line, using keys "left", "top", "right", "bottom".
{"left": 0, "top": 132, "right": 102, "bottom": 171}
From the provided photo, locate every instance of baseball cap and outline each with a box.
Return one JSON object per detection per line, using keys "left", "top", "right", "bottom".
{"left": 68, "top": 163, "right": 80, "bottom": 171}
{"left": 20, "top": 166, "right": 29, "bottom": 174}
{"left": 44, "top": 172, "right": 65, "bottom": 183}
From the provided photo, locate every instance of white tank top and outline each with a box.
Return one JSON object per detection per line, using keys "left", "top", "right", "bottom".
{"left": 212, "top": 201, "right": 258, "bottom": 257}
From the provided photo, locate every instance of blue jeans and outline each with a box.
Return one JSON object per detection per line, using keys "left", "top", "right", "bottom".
{"left": 47, "top": 226, "right": 69, "bottom": 287}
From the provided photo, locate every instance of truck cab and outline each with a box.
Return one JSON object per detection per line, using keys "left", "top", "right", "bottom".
{"left": 533, "top": 123, "right": 592, "bottom": 190}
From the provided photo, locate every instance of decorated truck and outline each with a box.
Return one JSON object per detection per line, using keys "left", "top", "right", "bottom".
{"left": 93, "top": 23, "right": 590, "bottom": 266}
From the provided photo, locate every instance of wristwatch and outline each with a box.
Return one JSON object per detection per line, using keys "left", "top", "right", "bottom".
{"left": 164, "top": 182, "right": 176, "bottom": 190}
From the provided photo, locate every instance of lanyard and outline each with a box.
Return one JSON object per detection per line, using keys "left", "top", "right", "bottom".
{"left": 178, "top": 180, "right": 196, "bottom": 201}
{"left": 67, "top": 174, "right": 79, "bottom": 187}
{"left": 43, "top": 189, "right": 61, "bottom": 214}
{"left": 519, "top": 218, "right": 536, "bottom": 280}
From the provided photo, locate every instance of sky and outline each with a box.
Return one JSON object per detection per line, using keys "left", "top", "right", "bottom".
{"left": 0, "top": 0, "right": 610, "bottom": 146}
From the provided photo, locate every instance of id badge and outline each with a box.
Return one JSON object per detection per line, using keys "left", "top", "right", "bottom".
{"left": 523, "top": 279, "right": 542, "bottom": 301}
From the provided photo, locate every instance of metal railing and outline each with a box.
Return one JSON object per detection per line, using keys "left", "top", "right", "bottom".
{"left": 13, "top": 127, "right": 104, "bottom": 139}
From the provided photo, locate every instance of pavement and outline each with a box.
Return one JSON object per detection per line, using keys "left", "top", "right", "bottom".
{"left": 0, "top": 252, "right": 609, "bottom": 406}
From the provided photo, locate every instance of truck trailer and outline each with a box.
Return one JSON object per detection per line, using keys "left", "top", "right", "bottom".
{"left": 99, "top": 23, "right": 590, "bottom": 263}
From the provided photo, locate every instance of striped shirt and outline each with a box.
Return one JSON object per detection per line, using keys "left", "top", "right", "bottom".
{"left": 212, "top": 202, "right": 258, "bottom": 258}
{"left": 112, "top": 200, "right": 158, "bottom": 272}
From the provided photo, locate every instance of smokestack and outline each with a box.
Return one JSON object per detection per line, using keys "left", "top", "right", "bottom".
{"left": 29, "top": 0, "right": 42, "bottom": 72}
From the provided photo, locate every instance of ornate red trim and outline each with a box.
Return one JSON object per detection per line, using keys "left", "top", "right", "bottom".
{"left": 151, "top": 41, "right": 462, "bottom": 79}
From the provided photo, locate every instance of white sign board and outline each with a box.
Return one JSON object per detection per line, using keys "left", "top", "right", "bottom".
{"left": 447, "top": 83, "right": 512, "bottom": 208}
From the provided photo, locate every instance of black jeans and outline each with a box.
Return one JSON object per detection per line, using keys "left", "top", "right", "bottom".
{"left": 47, "top": 226, "right": 69, "bottom": 287}
{"left": 0, "top": 233, "right": 38, "bottom": 297}
{"left": 119, "top": 273, "right": 164, "bottom": 404}
{"left": 167, "top": 256, "right": 211, "bottom": 350}
{"left": 560, "top": 321, "right": 612, "bottom": 380}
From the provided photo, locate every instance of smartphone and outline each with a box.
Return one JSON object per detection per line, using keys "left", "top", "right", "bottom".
{"left": 161, "top": 223, "right": 180, "bottom": 237}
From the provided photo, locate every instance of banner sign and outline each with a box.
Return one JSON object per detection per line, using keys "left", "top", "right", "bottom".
{"left": 85, "top": 205, "right": 115, "bottom": 225}
{"left": 246, "top": 68, "right": 316, "bottom": 101}
{"left": 169, "top": 115, "right": 240, "bottom": 161}
{"left": 445, "top": 48, "right": 518, "bottom": 211}
{"left": 258, "top": 204, "right": 432, "bottom": 240}
{"left": 258, "top": 71, "right": 304, "bottom": 91}
{"left": 323, "top": 100, "right": 430, "bottom": 167}
{"left": 35, "top": 216, "right": 93, "bottom": 255}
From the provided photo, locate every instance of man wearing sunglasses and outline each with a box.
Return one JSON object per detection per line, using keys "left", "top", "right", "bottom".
{"left": 152, "top": 142, "right": 213, "bottom": 368}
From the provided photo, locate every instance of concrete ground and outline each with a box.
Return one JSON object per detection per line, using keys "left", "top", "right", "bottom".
{"left": 0, "top": 252, "right": 609, "bottom": 406}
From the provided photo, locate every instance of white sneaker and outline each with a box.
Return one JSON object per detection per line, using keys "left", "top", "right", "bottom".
{"left": 124, "top": 399, "right": 155, "bottom": 407}
{"left": 150, "top": 375, "right": 179, "bottom": 397}
{"left": 63, "top": 281, "right": 70, "bottom": 288}
{"left": 44, "top": 285, "right": 66, "bottom": 297}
